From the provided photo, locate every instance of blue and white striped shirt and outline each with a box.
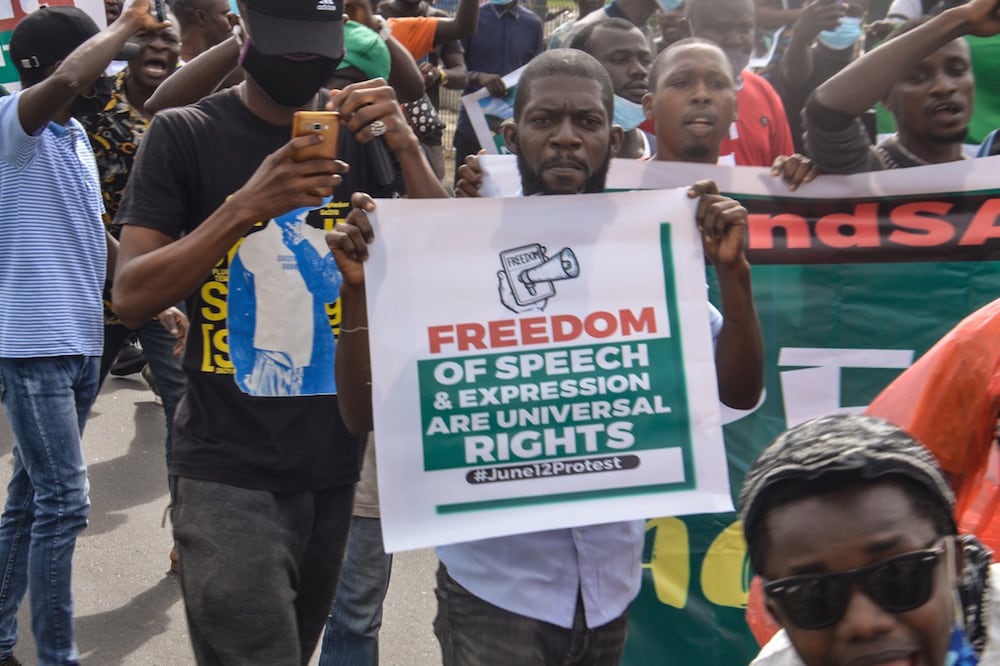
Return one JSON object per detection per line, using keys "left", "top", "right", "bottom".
{"left": 0, "top": 92, "right": 106, "bottom": 357}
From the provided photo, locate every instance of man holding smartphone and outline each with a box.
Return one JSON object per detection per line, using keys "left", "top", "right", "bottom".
{"left": 111, "top": 0, "right": 446, "bottom": 661}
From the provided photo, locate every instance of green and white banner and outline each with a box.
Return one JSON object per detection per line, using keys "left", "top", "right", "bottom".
{"left": 477, "top": 155, "right": 1000, "bottom": 665}
{"left": 367, "top": 190, "right": 734, "bottom": 552}
{"left": 1, "top": 1, "right": 107, "bottom": 92}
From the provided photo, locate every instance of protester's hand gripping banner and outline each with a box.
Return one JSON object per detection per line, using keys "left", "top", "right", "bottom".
{"left": 366, "top": 191, "right": 734, "bottom": 552}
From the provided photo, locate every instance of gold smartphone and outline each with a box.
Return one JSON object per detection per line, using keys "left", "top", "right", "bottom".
{"left": 292, "top": 111, "right": 341, "bottom": 162}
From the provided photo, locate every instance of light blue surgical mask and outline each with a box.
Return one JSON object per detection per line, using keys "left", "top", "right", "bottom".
{"left": 490, "top": 0, "right": 514, "bottom": 6}
{"left": 818, "top": 16, "right": 863, "bottom": 51}
{"left": 656, "top": 0, "right": 682, "bottom": 10}
{"left": 613, "top": 95, "right": 647, "bottom": 131}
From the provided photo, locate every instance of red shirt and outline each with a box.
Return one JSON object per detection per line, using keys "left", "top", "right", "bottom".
{"left": 718, "top": 70, "right": 794, "bottom": 167}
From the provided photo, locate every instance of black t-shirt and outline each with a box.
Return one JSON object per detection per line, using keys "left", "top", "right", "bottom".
{"left": 117, "top": 87, "right": 396, "bottom": 491}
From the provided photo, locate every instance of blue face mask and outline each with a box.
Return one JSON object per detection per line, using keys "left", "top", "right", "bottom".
{"left": 947, "top": 622, "right": 979, "bottom": 666}
{"left": 656, "top": 0, "right": 682, "bottom": 10}
{"left": 818, "top": 16, "right": 863, "bottom": 51}
{"left": 490, "top": 0, "right": 514, "bottom": 6}
{"left": 613, "top": 95, "right": 647, "bottom": 131}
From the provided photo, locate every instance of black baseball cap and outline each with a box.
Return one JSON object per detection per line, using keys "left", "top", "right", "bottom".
{"left": 242, "top": 0, "right": 345, "bottom": 60}
{"left": 9, "top": 6, "right": 139, "bottom": 78}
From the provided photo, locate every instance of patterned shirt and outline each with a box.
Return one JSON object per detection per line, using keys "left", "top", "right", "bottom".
{"left": 76, "top": 70, "right": 150, "bottom": 237}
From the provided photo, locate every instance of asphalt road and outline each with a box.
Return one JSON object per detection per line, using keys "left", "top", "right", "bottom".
{"left": 0, "top": 375, "right": 442, "bottom": 665}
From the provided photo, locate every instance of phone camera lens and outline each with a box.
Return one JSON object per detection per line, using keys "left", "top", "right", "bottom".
{"left": 312, "top": 123, "right": 323, "bottom": 131}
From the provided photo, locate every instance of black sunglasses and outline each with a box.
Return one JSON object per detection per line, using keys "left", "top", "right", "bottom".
{"left": 763, "top": 539, "right": 947, "bottom": 630}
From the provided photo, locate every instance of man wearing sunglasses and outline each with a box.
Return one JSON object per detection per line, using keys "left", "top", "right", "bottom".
{"left": 740, "top": 414, "right": 1000, "bottom": 666}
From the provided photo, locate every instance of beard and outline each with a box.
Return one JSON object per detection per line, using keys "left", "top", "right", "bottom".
{"left": 930, "top": 126, "right": 969, "bottom": 145}
{"left": 517, "top": 147, "right": 612, "bottom": 196}
{"left": 681, "top": 142, "right": 712, "bottom": 160}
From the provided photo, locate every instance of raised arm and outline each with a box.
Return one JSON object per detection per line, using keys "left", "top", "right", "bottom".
{"left": 814, "top": 0, "right": 1000, "bottom": 116}
{"left": 433, "top": 0, "right": 480, "bottom": 44}
{"left": 780, "top": 0, "right": 846, "bottom": 91}
{"left": 329, "top": 194, "right": 375, "bottom": 434}
{"left": 689, "top": 180, "right": 764, "bottom": 409}
{"left": 144, "top": 35, "right": 241, "bottom": 114}
{"left": 18, "top": 0, "right": 167, "bottom": 133}
{"left": 754, "top": 3, "right": 801, "bottom": 30}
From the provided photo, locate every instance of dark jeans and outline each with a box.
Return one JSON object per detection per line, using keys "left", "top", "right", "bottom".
{"left": 433, "top": 564, "right": 630, "bottom": 666}
{"left": 172, "top": 477, "right": 354, "bottom": 665}
{"left": 318, "top": 516, "right": 393, "bottom": 666}
{"left": 100, "top": 318, "right": 186, "bottom": 457}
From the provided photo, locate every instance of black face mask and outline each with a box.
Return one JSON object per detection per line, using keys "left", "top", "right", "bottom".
{"left": 240, "top": 39, "right": 339, "bottom": 108}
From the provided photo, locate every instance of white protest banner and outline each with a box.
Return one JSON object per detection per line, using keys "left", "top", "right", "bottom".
{"left": 366, "top": 191, "right": 732, "bottom": 552}
{"left": 480, "top": 152, "right": 1000, "bottom": 200}
{"left": 459, "top": 64, "right": 526, "bottom": 155}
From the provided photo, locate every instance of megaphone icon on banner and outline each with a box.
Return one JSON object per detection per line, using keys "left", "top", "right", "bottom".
{"left": 521, "top": 248, "right": 580, "bottom": 295}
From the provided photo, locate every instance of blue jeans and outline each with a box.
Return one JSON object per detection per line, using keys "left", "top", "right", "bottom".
{"left": 318, "top": 516, "right": 393, "bottom": 666}
{"left": 0, "top": 356, "right": 99, "bottom": 665}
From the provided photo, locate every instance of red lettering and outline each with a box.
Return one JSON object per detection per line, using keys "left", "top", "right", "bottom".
{"left": 888, "top": 201, "right": 956, "bottom": 246}
{"left": 455, "top": 323, "right": 487, "bottom": 351}
{"left": 619, "top": 307, "right": 657, "bottom": 335}
{"left": 815, "top": 204, "right": 880, "bottom": 248}
{"left": 427, "top": 325, "right": 454, "bottom": 354}
{"left": 488, "top": 319, "right": 518, "bottom": 348}
{"left": 748, "top": 214, "right": 811, "bottom": 250}
{"left": 519, "top": 317, "right": 549, "bottom": 345}
{"left": 552, "top": 315, "right": 582, "bottom": 342}
{"left": 584, "top": 311, "right": 618, "bottom": 338}
{"left": 960, "top": 198, "right": 1000, "bottom": 246}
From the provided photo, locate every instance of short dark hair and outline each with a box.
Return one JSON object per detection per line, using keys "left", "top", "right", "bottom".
{"left": 567, "top": 17, "right": 641, "bottom": 54}
{"left": 648, "top": 37, "right": 725, "bottom": 92}
{"left": 513, "top": 50, "right": 615, "bottom": 122}
{"left": 170, "top": 0, "right": 224, "bottom": 26}
{"left": 745, "top": 472, "right": 955, "bottom": 576}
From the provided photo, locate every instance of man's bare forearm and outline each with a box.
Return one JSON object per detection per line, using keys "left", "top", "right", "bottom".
{"left": 113, "top": 196, "right": 260, "bottom": 328}
{"left": 336, "top": 283, "right": 373, "bottom": 434}
{"left": 714, "top": 260, "right": 764, "bottom": 409}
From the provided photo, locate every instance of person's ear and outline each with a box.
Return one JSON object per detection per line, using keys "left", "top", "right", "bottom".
{"left": 196, "top": 8, "right": 207, "bottom": 24}
{"left": 609, "top": 124, "right": 625, "bottom": 156}
{"left": 501, "top": 121, "right": 520, "bottom": 154}
{"left": 642, "top": 90, "right": 654, "bottom": 121}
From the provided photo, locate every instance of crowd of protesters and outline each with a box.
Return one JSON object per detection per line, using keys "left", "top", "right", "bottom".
{"left": 2, "top": 0, "right": 1000, "bottom": 663}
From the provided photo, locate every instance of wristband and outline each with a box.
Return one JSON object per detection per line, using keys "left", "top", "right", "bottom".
{"left": 438, "top": 66, "right": 448, "bottom": 86}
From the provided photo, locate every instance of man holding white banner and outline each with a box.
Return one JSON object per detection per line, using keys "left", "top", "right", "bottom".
{"left": 330, "top": 47, "right": 763, "bottom": 666}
